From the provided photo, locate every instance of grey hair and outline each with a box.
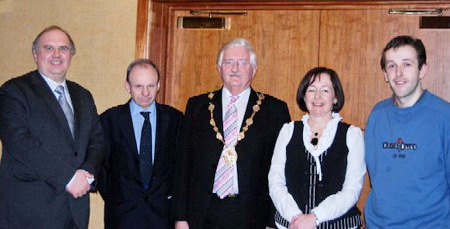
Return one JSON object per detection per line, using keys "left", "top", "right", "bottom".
{"left": 216, "top": 38, "right": 257, "bottom": 68}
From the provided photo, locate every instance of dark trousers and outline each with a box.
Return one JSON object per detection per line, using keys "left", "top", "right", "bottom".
{"left": 64, "top": 211, "right": 79, "bottom": 229}
{"left": 104, "top": 201, "right": 170, "bottom": 229}
{"left": 203, "top": 195, "right": 245, "bottom": 229}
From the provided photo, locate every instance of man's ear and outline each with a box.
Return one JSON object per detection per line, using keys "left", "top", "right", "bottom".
{"left": 124, "top": 81, "right": 131, "bottom": 93}
{"left": 32, "top": 50, "right": 38, "bottom": 64}
{"left": 383, "top": 70, "right": 389, "bottom": 82}
{"left": 251, "top": 66, "right": 257, "bottom": 79}
{"left": 419, "top": 63, "right": 428, "bottom": 80}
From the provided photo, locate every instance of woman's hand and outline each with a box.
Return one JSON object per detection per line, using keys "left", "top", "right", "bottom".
{"left": 289, "top": 213, "right": 316, "bottom": 229}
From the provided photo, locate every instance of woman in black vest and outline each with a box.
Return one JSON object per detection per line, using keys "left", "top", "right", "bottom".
{"left": 268, "top": 67, "right": 366, "bottom": 229}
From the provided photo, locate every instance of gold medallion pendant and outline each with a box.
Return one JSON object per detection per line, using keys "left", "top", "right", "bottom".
{"left": 222, "top": 147, "right": 238, "bottom": 166}
{"left": 208, "top": 91, "right": 265, "bottom": 166}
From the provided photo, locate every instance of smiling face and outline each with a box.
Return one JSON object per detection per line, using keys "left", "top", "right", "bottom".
{"left": 125, "top": 65, "right": 160, "bottom": 109}
{"left": 304, "top": 73, "right": 337, "bottom": 118}
{"left": 33, "top": 29, "right": 73, "bottom": 83}
{"left": 217, "top": 46, "right": 256, "bottom": 95}
{"left": 383, "top": 45, "right": 427, "bottom": 107}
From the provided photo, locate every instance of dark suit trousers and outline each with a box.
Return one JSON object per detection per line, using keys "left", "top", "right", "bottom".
{"left": 203, "top": 195, "right": 245, "bottom": 229}
{"left": 105, "top": 201, "right": 170, "bottom": 229}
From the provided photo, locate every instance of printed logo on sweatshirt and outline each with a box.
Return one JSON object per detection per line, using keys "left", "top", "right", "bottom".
{"left": 383, "top": 138, "right": 417, "bottom": 152}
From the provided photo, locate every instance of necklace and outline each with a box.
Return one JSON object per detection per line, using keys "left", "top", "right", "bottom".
{"left": 311, "top": 132, "right": 319, "bottom": 150}
{"left": 208, "top": 91, "right": 264, "bottom": 165}
{"left": 311, "top": 132, "right": 319, "bottom": 146}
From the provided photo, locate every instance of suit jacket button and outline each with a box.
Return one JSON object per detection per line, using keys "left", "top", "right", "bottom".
{"left": 74, "top": 151, "right": 78, "bottom": 156}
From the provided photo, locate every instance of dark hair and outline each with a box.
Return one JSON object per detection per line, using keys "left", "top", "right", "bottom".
{"left": 126, "top": 59, "right": 160, "bottom": 82}
{"left": 380, "top": 35, "right": 427, "bottom": 71}
{"left": 296, "top": 67, "right": 345, "bottom": 113}
{"left": 32, "top": 25, "right": 76, "bottom": 55}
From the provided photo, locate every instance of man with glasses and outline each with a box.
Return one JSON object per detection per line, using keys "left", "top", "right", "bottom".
{"left": 0, "top": 25, "right": 105, "bottom": 229}
{"left": 172, "top": 38, "right": 290, "bottom": 229}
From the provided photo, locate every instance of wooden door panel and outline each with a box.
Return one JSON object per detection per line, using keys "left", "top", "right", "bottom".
{"left": 166, "top": 10, "right": 320, "bottom": 117}
{"left": 320, "top": 9, "right": 450, "bottom": 128}
{"left": 163, "top": 7, "right": 450, "bottom": 224}
{"left": 418, "top": 32, "right": 450, "bottom": 102}
{"left": 319, "top": 9, "right": 450, "bottom": 215}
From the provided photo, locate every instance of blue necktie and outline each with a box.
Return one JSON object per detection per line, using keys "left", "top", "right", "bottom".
{"left": 139, "top": 111, "right": 152, "bottom": 190}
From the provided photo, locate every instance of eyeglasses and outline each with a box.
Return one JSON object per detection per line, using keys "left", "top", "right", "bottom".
{"left": 222, "top": 59, "right": 250, "bottom": 68}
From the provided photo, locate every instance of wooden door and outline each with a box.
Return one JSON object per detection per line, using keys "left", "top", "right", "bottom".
{"left": 163, "top": 7, "right": 450, "bottom": 126}
{"left": 320, "top": 9, "right": 450, "bottom": 127}
{"left": 166, "top": 10, "right": 321, "bottom": 118}
{"left": 147, "top": 1, "right": 450, "bottom": 222}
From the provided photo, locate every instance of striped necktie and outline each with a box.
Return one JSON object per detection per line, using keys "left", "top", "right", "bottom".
{"left": 213, "top": 95, "right": 238, "bottom": 199}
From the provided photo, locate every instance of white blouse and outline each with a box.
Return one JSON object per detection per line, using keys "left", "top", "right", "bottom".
{"left": 268, "top": 113, "right": 366, "bottom": 227}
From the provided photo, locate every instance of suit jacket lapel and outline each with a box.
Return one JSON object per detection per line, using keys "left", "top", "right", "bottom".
{"left": 118, "top": 102, "right": 139, "bottom": 157}
{"left": 241, "top": 89, "right": 258, "bottom": 132}
{"left": 30, "top": 71, "right": 74, "bottom": 141}
{"left": 211, "top": 89, "right": 224, "bottom": 136}
{"left": 153, "top": 103, "right": 165, "bottom": 171}
{"left": 66, "top": 81, "right": 80, "bottom": 140}
{"left": 235, "top": 89, "right": 258, "bottom": 165}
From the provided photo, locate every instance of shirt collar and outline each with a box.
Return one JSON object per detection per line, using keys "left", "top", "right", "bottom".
{"left": 39, "top": 71, "right": 68, "bottom": 92}
{"left": 392, "top": 89, "right": 428, "bottom": 107}
{"left": 129, "top": 99, "right": 156, "bottom": 116}
{"left": 222, "top": 87, "right": 251, "bottom": 104}
{"left": 301, "top": 112, "right": 342, "bottom": 181}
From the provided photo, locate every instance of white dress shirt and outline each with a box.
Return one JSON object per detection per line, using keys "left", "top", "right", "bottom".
{"left": 39, "top": 73, "right": 94, "bottom": 186}
{"left": 218, "top": 87, "right": 251, "bottom": 194}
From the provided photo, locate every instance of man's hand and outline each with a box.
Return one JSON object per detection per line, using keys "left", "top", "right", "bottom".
{"left": 66, "top": 170, "right": 93, "bottom": 199}
{"left": 175, "top": 221, "right": 190, "bottom": 229}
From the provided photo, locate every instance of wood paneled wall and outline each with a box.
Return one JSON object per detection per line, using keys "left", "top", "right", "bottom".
{"left": 166, "top": 10, "right": 321, "bottom": 119}
{"left": 138, "top": 0, "right": 450, "bottom": 223}
{"left": 319, "top": 9, "right": 450, "bottom": 126}
{"left": 142, "top": 1, "right": 450, "bottom": 127}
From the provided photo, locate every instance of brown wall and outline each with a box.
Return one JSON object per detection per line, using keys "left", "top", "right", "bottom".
{"left": 0, "top": 0, "right": 138, "bottom": 228}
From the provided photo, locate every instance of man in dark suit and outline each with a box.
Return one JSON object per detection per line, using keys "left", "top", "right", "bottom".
{"left": 0, "top": 25, "right": 105, "bottom": 229}
{"left": 173, "top": 38, "right": 291, "bottom": 229}
{"left": 99, "top": 59, "right": 183, "bottom": 228}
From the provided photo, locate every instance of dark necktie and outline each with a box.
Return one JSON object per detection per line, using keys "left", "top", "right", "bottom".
{"left": 139, "top": 111, "right": 153, "bottom": 190}
{"left": 55, "top": 85, "right": 75, "bottom": 138}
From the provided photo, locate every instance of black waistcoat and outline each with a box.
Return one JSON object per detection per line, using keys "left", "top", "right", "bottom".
{"left": 284, "top": 121, "right": 361, "bottom": 227}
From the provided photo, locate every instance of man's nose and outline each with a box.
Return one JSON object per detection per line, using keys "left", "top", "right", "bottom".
{"left": 231, "top": 61, "right": 239, "bottom": 72}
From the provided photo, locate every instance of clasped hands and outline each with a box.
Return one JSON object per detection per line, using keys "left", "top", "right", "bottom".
{"left": 65, "top": 169, "right": 93, "bottom": 199}
{"left": 289, "top": 213, "right": 316, "bottom": 229}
